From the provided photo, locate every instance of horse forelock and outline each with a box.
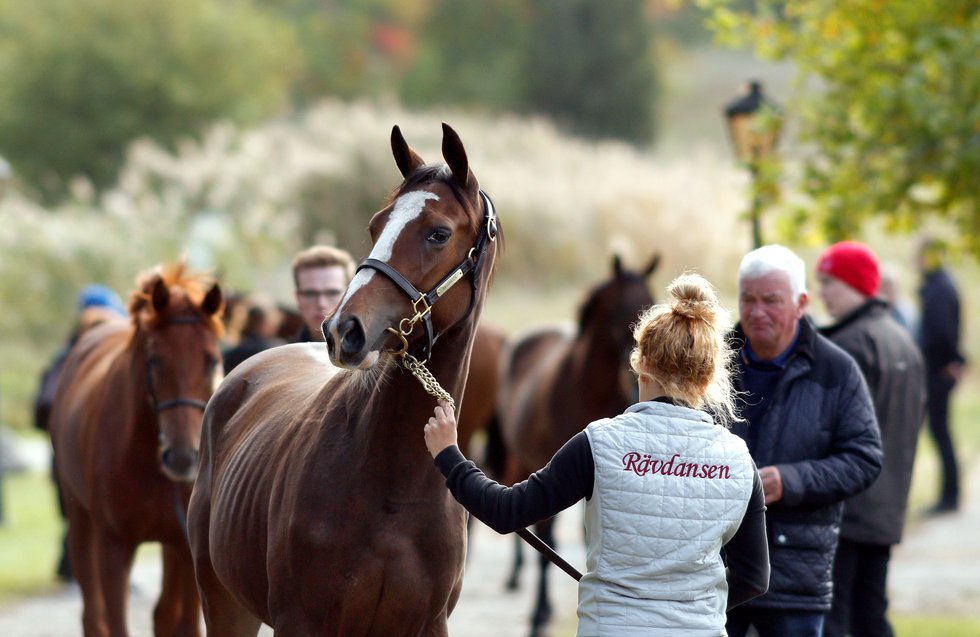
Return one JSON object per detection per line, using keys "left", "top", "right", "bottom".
{"left": 128, "top": 261, "right": 224, "bottom": 338}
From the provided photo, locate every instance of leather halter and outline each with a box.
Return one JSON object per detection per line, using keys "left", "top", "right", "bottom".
{"left": 356, "top": 189, "right": 497, "bottom": 362}
{"left": 147, "top": 315, "right": 210, "bottom": 413}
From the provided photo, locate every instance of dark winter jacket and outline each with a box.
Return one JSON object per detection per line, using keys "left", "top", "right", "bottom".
{"left": 729, "top": 317, "right": 882, "bottom": 611}
{"left": 918, "top": 268, "right": 965, "bottom": 372}
{"left": 821, "top": 300, "right": 926, "bottom": 546}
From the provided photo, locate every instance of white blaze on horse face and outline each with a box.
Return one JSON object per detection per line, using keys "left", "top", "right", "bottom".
{"left": 341, "top": 190, "right": 440, "bottom": 304}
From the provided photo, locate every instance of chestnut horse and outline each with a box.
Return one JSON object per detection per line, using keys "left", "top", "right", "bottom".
{"left": 49, "top": 262, "right": 224, "bottom": 637}
{"left": 499, "top": 253, "right": 659, "bottom": 637}
{"left": 187, "top": 123, "right": 501, "bottom": 636}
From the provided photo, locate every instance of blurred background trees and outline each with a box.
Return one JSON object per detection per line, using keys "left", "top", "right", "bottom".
{"left": 0, "top": 0, "right": 297, "bottom": 202}
{"left": 0, "top": 0, "right": 664, "bottom": 203}
{"left": 699, "top": 0, "right": 979, "bottom": 251}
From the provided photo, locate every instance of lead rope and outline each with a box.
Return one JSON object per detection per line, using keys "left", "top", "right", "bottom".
{"left": 401, "top": 349, "right": 583, "bottom": 581}
{"left": 400, "top": 351, "right": 456, "bottom": 411}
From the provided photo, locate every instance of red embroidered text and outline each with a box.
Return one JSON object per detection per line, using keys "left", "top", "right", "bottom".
{"left": 622, "top": 452, "right": 731, "bottom": 479}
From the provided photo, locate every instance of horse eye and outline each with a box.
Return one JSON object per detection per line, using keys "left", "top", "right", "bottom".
{"left": 427, "top": 228, "right": 451, "bottom": 244}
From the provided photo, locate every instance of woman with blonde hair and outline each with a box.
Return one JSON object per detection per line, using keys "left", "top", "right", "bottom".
{"left": 425, "top": 273, "right": 769, "bottom": 636}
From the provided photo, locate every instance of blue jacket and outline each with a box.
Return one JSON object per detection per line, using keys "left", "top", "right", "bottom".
{"left": 729, "top": 317, "right": 882, "bottom": 611}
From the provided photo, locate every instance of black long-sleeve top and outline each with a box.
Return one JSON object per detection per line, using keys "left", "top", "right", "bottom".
{"left": 435, "top": 430, "right": 769, "bottom": 610}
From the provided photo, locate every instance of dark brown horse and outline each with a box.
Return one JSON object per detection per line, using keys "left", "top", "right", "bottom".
{"left": 49, "top": 262, "right": 224, "bottom": 637}
{"left": 187, "top": 123, "right": 501, "bottom": 636}
{"left": 498, "top": 253, "right": 659, "bottom": 637}
{"left": 457, "top": 321, "right": 508, "bottom": 478}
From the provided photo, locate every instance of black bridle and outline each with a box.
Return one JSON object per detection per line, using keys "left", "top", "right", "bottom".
{"left": 146, "top": 315, "right": 210, "bottom": 414}
{"left": 355, "top": 189, "right": 497, "bottom": 363}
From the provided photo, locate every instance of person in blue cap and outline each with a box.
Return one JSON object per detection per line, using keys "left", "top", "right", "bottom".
{"left": 76, "top": 283, "right": 127, "bottom": 316}
{"left": 34, "top": 283, "right": 128, "bottom": 582}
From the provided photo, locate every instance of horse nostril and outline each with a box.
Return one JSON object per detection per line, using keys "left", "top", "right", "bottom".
{"left": 325, "top": 331, "right": 337, "bottom": 358}
{"left": 161, "top": 447, "right": 198, "bottom": 477}
{"left": 338, "top": 317, "right": 365, "bottom": 357}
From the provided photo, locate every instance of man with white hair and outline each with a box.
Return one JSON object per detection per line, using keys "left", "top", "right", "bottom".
{"left": 725, "top": 245, "right": 882, "bottom": 637}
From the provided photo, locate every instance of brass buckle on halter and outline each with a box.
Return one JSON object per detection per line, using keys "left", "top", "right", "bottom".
{"left": 409, "top": 295, "right": 432, "bottom": 324}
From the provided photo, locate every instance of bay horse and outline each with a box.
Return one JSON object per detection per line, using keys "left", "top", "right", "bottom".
{"left": 457, "top": 321, "right": 508, "bottom": 478}
{"left": 498, "top": 253, "right": 659, "bottom": 637}
{"left": 187, "top": 123, "right": 501, "bottom": 636}
{"left": 49, "top": 262, "right": 224, "bottom": 637}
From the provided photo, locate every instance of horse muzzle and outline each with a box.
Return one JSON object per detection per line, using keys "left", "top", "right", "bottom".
{"left": 159, "top": 445, "right": 199, "bottom": 483}
{"left": 325, "top": 315, "right": 381, "bottom": 369}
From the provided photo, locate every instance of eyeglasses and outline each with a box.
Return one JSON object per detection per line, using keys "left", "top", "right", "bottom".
{"left": 297, "top": 289, "right": 343, "bottom": 300}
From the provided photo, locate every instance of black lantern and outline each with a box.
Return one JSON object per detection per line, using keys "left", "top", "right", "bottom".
{"left": 723, "top": 81, "right": 782, "bottom": 248}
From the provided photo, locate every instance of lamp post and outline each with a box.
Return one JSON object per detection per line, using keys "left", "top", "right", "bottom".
{"left": 723, "top": 80, "right": 782, "bottom": 249}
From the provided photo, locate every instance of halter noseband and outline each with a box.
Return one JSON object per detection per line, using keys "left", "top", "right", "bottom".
{"left": 355, "top": 189, "right": 497, "bottom": 363}
{"left": 147, "top": 315, "right": 210, "bottom": 414}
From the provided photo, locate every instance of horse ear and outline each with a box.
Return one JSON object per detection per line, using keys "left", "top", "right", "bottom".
{"left": 150, "top": 277, "right": 170, "bottom": 314}
{"left": 441, "top": 123, "right": 475, "bottom": 192}
{"left": 643, "top": 253, "right": 661, "bottom": 278}
{"left": 612, "top": 254, "right": 623, "bottom": 277}
{"left": 201, "top": 283, "right": 223, "bottom": 317}
{"left": 391, "top": 125, "right": 425, "bottom": 178}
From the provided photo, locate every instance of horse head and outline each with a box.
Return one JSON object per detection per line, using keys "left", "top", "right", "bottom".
{"left": 131, "top": 262, "right": 224, "bottom": 482}
{"left": 579, "top": 252, "right": 661, "bottom": 397}
{"left": 325, "top": 123, "right": 500, "bottom": 370}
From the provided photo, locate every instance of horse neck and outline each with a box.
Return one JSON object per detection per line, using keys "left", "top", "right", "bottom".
{"left": 353, "top": 312, "right": 481, "bottom": 475}
{"left": 570, "top": 324, "right": 622, "bottom": 379}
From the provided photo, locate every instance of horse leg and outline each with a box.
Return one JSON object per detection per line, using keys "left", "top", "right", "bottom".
{"left": 155, "top": 543, "right": 202, "bottom": 637}
{"left": 65, "top": 501, "right": 109, "bottom": 637}
{"left": 528, "top": 517, "right": 555, "bottom": 637}
{"left": 93, "top": 531, "right": 137, "bottom": 637}
{"left": 192, "top": 548, "right": 261, "bottom": 636}
{"left": 505, "top": 533, "right": 524, "bottom": 591}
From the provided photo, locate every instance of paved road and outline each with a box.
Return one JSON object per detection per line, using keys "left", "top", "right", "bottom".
{"left": 888, "top": 459, "right": 980, "bottom": 617}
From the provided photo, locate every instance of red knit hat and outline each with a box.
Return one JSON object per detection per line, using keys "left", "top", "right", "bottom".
{"left": 817, "top": 241, "right": 881, "bottom": 297}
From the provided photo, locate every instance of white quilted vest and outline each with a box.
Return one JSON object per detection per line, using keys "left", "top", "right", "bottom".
{"left": 578, "top": 401, "right": 755, "bottom": 636}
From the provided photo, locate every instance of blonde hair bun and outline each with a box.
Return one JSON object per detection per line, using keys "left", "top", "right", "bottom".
{"left": 667, "top": 274, "right": 721, "bottom": 326}
{"left": 629, "top": 272, "right": 737, "bottom": 426}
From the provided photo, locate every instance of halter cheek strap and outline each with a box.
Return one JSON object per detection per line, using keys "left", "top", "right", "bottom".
{"left": 356, "top": 190, "right": 497, "bottom": 362}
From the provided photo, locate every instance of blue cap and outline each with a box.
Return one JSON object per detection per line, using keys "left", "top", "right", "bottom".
{"left": 77, "top": 284, "right": 127, "bottom": 317}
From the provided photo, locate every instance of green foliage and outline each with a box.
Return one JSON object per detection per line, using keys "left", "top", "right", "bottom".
{"left": 524, "top": 0, "right": 659, "bottom": 142}
{"left": 0, "top": 0, "right": 297, "bottom": 202}
{"left": 400, "top": 0, "right": 531, "bottom": 109}
{"left": 698, "top": 0, "right": 979, "bottom": 255}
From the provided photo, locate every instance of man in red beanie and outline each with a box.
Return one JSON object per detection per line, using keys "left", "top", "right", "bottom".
{"left": 816, "top": 241, "right": 926, "bottom": 637}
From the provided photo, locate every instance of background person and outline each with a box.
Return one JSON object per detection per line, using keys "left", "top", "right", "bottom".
{"left": 290, "top": 245, "right": 356, "bottom": 343}
{"left": 917, "top": 237, "right": 966, "bottom": 514}
{"left": 726, "top": 245, "right": 882, "bottom": 637}
{"left": 222, "top": 297, "right": 285, "bottom": 374}
{"left": 878, "top": 264, "right": 918, "bottom": 334}
{"left": 815, "top": 241, "right": 926, "bottom": 637}
{"left": 425, "top": 273, "right": 770, "bottom": 636}
{"left": 33, "top": 284, "right": 128, "bottom": 582}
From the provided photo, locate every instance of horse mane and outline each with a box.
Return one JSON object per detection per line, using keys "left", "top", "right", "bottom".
{"left": 128, "top": 260, "right": 225, "bottom": 338}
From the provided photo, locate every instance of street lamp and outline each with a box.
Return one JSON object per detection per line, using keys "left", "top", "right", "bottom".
{"left": 723, "top": 80, "right": 782, "bottom": 248}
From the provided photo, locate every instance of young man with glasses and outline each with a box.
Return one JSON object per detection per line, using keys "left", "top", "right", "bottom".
{"left": 291, "top": 245, "right": 356, "bottom": 343}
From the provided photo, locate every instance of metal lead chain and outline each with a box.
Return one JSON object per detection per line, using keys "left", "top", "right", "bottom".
{"left": 401, "top": 352, "right": 456, "bottom": 410}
